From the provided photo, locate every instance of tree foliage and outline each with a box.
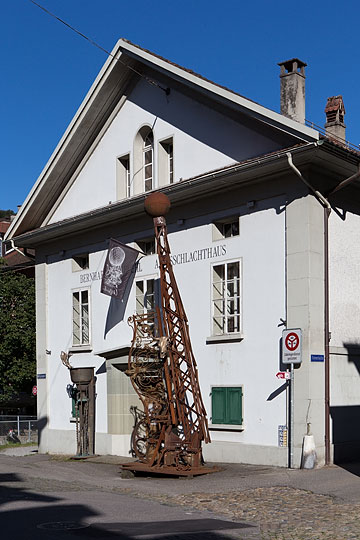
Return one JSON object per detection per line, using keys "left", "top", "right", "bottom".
{"left": 0, "top": 209, "right": 15, "bottom": 219}
{"left": 0, "top": 263, "right": 36, "bottom": 402}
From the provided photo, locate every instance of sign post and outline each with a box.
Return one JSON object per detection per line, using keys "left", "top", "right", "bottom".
{"left": 282, "top": 328, "right": 302, "bottom": 469}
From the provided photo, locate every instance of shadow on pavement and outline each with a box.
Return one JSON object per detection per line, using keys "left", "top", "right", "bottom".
{"left": 0, "top": 472, "right": 57, "bottom": 507}
{"left": 336, "top": 461, "right": 360, "bottom": 478}
{"left": 75, "top": 518, "right": 253, "bottom": 538}
{"left": 0, "top": 471, "right": 254, "bottom": 540}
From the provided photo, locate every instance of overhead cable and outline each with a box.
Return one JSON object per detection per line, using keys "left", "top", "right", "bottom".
{"left": 29, "top": 0, "right": 169, "bottom": 94}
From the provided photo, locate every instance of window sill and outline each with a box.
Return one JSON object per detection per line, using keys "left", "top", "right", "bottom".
{"left": 69, "top": 345, "right": 93, "bottom": 353}
{"left": 206, "top": 333, "right": 244, "bottom": 344}
{"left": 209, "top": 424, "right": 244, "bottom": 432}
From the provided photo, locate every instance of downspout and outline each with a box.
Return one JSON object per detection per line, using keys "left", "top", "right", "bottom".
{"left": 287, "top": 153, "right": 360, "bottom": 465}
{"left": 286, "top": 152, "right": 331, "bottom": 465}
{"left": 9, "top": 239, "right": 35, "bottom": 261}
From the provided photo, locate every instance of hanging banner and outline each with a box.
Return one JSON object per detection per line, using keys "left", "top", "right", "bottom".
{"left": 101, "top": 239, "right": 140, "bottom": 300}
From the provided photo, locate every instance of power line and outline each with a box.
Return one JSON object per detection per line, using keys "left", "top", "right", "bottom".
{"left": 29, "top": 0, "right": 169, "bottom": 94}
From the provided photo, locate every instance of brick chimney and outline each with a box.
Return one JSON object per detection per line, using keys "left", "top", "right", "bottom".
{"left": 278, "top": 58, "right": 307, "bottom": 124}
{"left": 324, "top": 96, "right": 346, "bottom": 142}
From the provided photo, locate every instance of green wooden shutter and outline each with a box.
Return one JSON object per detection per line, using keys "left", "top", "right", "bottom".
{"left": 212, "top": 387, "right": 227, "bottom": 424}
{"left": 212, "top": 387, "right": 243, "bottom": 425}
{"left": 227, "top": 387, "right": 243, "bottom": 425}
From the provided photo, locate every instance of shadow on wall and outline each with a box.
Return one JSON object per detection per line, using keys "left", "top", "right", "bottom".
{"left": 37, "top": 415, "right": 48, "bottom": 450}
{"left": 330, "top": 342, "right": 360, "bottom": 465}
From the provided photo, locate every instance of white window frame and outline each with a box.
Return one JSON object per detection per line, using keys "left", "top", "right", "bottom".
{"left": 158, "top": 136, "right": 174, "bottom": 186}
{"left": 212, "top": 216, "right": 240, "bottom": 241}
{"left": 211, "top": 259, "right": 242, "bottom": 337}
{"left": 143, "top": 131, "right": 154, "bottom": 192}
{"left": 116, "top": 153, "right": 131, "bottom": 199}
{"left": 72, "top": 288, "right": 91, "bottom": 347}
{"left": 209, "top": 384, "right": 244, "bottom": 430}
{"left": 72, "top": 253, "right": 89, "bottom": 272}
{"left": 135, "top": 277, "right": 157, "bottom": 316}
{"left": 134, "top": 237, "right": 156, "bottom": 256}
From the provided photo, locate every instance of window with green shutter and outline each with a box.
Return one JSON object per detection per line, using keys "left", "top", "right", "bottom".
{"left": 211, "top": 386, "right": 243, "bottom": 425}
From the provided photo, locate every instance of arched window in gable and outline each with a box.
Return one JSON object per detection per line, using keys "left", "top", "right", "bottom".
{"left": 133, "top": 126, "right": 155, "bottom": 195}
{"left": 143, "top": 129, "right": 153, "bottom": 192}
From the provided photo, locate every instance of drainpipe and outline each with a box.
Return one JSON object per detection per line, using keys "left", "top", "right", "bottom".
{"left": 9, "top": 239, "right": 35, "bottom": 260}
{"left": 323, "top": 207, "right": 330, "bottom": 465}
{"left": 286, "top": 153, "right": 331, "bottom": 465}
{"left": 286, "top": 153, "right": 331, "bottom": 209}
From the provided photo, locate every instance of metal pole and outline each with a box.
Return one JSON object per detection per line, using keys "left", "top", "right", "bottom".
{"left": 28, "top": 421, "right": 31, "bottom": 442}
{"left": 17, "top": 416, "right": 20, "bottom": 437}
{"left": 289, "top": 363, "right": 294, "bottom": 468}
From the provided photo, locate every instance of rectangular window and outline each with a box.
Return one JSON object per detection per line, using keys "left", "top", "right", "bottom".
{"left": 136, "top": 238, "right": 156, "bottom": 256}
{"left": 72, "top": 289, "right": 90, "bottom": 346}
{"left": 136, "top": 278, "right": 155, "bottom": 315}
{"left": 167, "top": 142, "right": 174, "bottom": 184}
{"left": 72, "top": 253, "right": 89, "bottom": 272}
{"left": 159, "top": 137, "right": 174, "bottom": 185}
{"left": 117, "top": 154, "right": 131, "bottom": 199}
{"left": 212, "top": 261, "right": 241, "bottom": 335}
{"left": 213, "top": 216, "right": 240, "bottom": 241}
{"left": 211, "top": 386, "right": 243, "bottom": 425}
{"left": 143, "top": 133, "right": 153, "bottom": 192}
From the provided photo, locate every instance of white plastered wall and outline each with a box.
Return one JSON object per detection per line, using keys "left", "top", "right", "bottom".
{"left": 329, "top": 209, "right": 360, "bottom": 462}
{"left": 43, "top": 193, "right": 287, "bottom": 465}
{"left": 48, "top": 79, "right": 284, "bottom": 225}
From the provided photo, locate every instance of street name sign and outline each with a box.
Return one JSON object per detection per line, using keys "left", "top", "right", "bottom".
{"left": 282, "top": 328, "right": 302, "bottom": 364}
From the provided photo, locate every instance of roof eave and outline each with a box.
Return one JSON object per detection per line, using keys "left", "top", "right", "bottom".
{"left": 119, "top": 40, "right": 319, "bottom": 142}
{"left": 7, "top": 39, "right": 321, "bottom": 243}
{"left": 11, "top": 143, "right": 318, "bottom": 248}
{"left": 6, "top": 39, "right": 130, "bottom": 241}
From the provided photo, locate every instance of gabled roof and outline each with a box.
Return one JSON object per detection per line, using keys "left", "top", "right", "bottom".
{"left": 5, "top": 39, "right": 320, "bottom": 242}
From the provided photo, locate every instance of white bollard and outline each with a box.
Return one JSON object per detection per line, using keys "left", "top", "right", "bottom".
{"left": 301, "top": 434, "right": 317, "bottom": 469}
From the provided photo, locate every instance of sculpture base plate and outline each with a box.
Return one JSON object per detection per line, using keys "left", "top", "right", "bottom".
{"left": 120, "top": 461, "right": 220, "bottom": 477}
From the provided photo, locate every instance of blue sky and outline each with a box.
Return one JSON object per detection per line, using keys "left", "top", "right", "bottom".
{"left": 2, "top": 0, "right": 360, "bottom": 211}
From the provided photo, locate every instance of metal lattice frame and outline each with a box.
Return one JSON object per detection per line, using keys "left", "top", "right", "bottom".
{"left": 125, "top": 213, "right": 211, "bottom": 473}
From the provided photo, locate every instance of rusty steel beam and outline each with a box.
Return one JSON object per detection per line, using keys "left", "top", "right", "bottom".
{"left": 122, "top": 193, "right": 216, "bottom": 476}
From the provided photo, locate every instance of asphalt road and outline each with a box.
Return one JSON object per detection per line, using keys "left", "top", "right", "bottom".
{"left": 0, "top": 451, "right": 256, "bottom": 540}
{"left": 1, "top": 449, "right": 360, "bottom": 539}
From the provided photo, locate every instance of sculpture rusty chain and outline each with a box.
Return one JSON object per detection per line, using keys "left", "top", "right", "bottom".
{"left": 122, "top": 193, "right": 216, "bottom": 476}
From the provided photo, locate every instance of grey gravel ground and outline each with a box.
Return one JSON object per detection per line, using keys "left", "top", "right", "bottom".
{"left": 1, "top": 448, "right": 360, "bottom": 539}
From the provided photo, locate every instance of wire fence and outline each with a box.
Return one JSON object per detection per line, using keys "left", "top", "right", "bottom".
{"left": 0, "top": 415, "right": 37, "bottom": 444}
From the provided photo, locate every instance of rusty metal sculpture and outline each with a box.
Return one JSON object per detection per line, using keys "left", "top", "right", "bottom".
{"left": 122, "top": 193, "right": 216, "bottom": 476}
{"left": 61, "top": 352, "right": 96, "bottom": 458}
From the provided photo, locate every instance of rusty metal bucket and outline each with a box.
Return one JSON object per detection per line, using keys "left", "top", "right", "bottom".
{"left": 70, "top": 367, "right": 93, "bottom": 385}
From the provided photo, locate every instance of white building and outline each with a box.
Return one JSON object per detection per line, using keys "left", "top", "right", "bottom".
{"left": 6, "top": 42, "right": 360, "bottom": 467}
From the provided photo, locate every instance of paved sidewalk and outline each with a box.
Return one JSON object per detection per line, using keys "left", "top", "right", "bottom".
{"left": 1, "top": 448, "right": 360, "bottom": 539}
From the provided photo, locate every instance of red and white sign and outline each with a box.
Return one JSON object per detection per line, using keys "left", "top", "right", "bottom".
{"left": 32, "top": 386, "right": 37, "bottom": 396}
{"left": 285, "top": 332, "right": 299, "bottom": 351}
{"left": 276, "top": 371, "right": 290, "bottom": 380}
{"left": 282, "top": 328, "right": 302, "bottom": 364}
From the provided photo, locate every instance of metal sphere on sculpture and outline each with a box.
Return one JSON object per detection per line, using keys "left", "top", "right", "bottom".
{"left": 144, "top": 192, "right": 171, "bottom": 217}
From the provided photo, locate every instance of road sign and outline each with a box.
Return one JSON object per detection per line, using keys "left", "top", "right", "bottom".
{"left": 276, "top": 371, "right": 290, "bottom": 380}
{"left": 32, "top": 386, "right": 37, "bottom": 396}
{"left": 282, "top": 328, "right": 302, "bottom": 364}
